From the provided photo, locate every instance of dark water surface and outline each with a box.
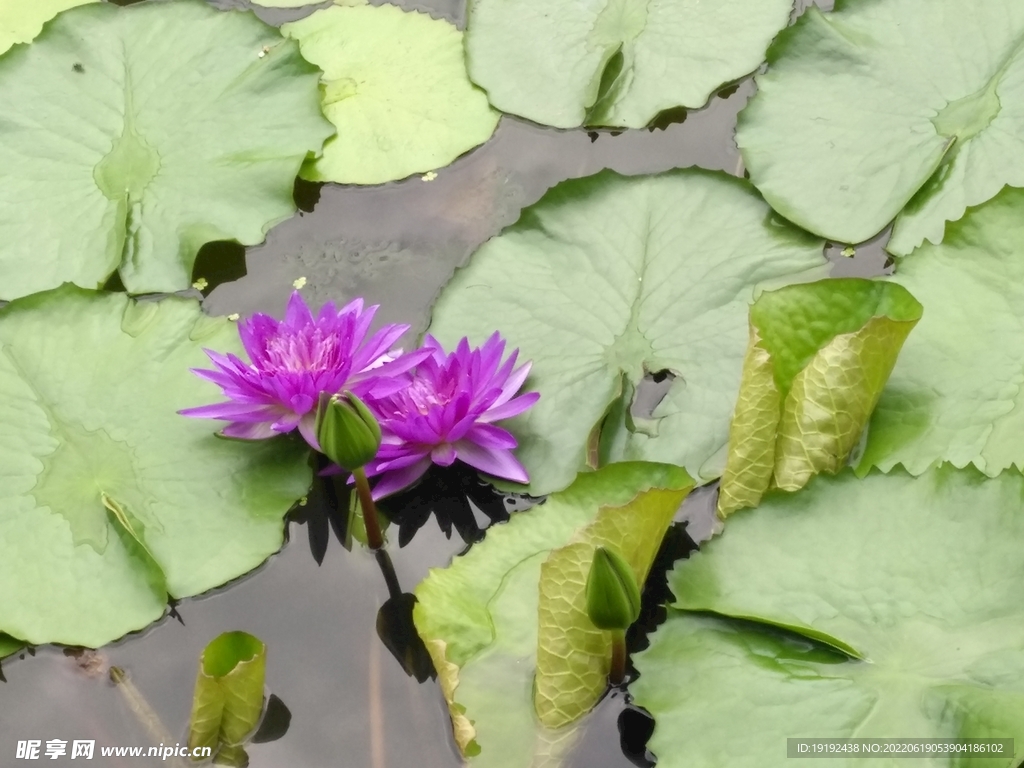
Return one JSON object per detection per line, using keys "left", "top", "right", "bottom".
{"left": 1, "top": 0, "right": 890, "bottom": 766}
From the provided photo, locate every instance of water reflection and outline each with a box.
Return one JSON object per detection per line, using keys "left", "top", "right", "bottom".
{"left": 290, "top": 459, "right": 353, "bottom": 564}
{"left": 374, "top": 551, "right": 436, "bottom": 684}
{"left": 379, "top": 462, "right": 522, "bottom": 547}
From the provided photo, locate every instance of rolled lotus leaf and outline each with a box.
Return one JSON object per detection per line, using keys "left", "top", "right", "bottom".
{"left": 718, "top": 279, "right": 922, "bottom": 518}
{"left": 187, "top": 632, "right": 267, "bottom": 756}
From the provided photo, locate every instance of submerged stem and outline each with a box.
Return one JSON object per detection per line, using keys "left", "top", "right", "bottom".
{"left": 354, "top": 467, "right": 384, "bottom": 550}
{"left": 609, "top": 629, "right": 626, "bottom": 686}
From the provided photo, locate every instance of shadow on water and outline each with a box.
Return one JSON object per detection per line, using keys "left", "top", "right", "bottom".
{"left": 378, "top": 462, "right": 524, "bottom": 547}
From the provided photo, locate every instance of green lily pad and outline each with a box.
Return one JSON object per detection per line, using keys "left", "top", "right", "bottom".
{"left": 282, "top": 4, "right": 498, "bottom": 185}
{"left": 0, "top": 633, "right": 24, "bottom": 660}
{"left": 413, "top": 463, "right": 692, "bottom": 764}
{"left": 718, "top": 279, "right": 921, "bottom": 517}
{"left": 250, "top": 0, "right": 321, "bottom": 7}
{"left": 428, "top": 169, "right": 828, "bottom": 496}
{"left": 188, "top": 632, "right": 267, "bottom": 756}
{"left": 463, "top": 0, "right": 792, "bottom": 129}
{"left": 737, "top": 0, "right": 1024, "bottom": 254}
{"left": 0, "top": 0, "right": 96, "bottom": 55}
{"left": 251, "top": 0, "right": 367, "bottom": 7}
{"left": 0, "top": 0, "right": 331, "bottom": 301}
{"left": 0, "top": 287, "right": 311, "bottom": 647}
{"left": 632, "top": 467, "right": 1024, "bottom": 767}
{"left": 859, "top": 187, "right": 1024, "bottom": 477}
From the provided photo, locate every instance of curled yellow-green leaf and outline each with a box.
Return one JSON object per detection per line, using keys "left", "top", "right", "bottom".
{"left": 187, "top": 632, "right": 266, "bottom": 758}
{"left": 718, "top": 279, "right": 922, "bottom": 518}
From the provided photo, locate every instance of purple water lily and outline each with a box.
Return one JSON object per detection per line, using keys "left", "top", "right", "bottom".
{"left": 180, "top": 291, "right": 427, "bottom": 448}
{"left": 364, "top": 333, "right": 539, "bottom": 499}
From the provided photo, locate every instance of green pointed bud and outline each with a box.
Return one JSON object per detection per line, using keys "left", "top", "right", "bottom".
{"left": 585, "top": 546, "right": 641, "bottom": 631}
{"left": 315, "top": 391, "right": 382, "bottom": 472}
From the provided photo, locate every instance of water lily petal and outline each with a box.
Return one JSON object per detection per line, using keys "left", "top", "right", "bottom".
{"left": 289, "top": 392, "right": 315, "bottom": 415}
{"left": 371, "top": 457, "right": 433, "bottom": 499}
{"left": 284, "top": 289, "right": 315, "bottom": 329}
{"left": 220, "top": 421, "right": 281, "bottom": 440}
{"left": 373, "top": 450, "right": 431, "bottom": 473}
{"left": 183, "top": 290, "right": 417, "bottom": 450}
{"left": 432, "top": 443, "right": 458, "bottom": 466}
{"left": 453, "top": 439, "right": 529, "bottom": 484}
{"left": 179, "top": 402, "right": 284, "bottom": 421}
{"left": 492, "top": 360, "right": 532, "bottom": 407}
{"left": 297, "top": 411, "right": 320, "bottom": 451}
{"left": 478, "top": 391, "right": 540, "bottom": 423}
{"left": 465, "top": 423, "right": 518, "bottom": 450}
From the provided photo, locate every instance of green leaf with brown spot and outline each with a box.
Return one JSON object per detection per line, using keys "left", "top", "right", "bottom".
{"left": 718, "top": 279, "right": 921, "bottom": 518}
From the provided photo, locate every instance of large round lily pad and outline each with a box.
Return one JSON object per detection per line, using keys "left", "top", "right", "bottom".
{"left": 282, "top": 3, "right": 498, "bottom": 185}
{"left": 633, "top": 467, "right": 1024, "bottom": 766}
{"left": 0, "top": 0, "right": 95, "bottom": 55}
{"left": 0, "top": 287, "right": 311, "bottom": 648}
{"left": 463, "top": 0, "right": 793, "bottom": 129}
{"left": 428, "top": 169, "right": 828, "bottom": 496}
{"left": 0, "top": 0, "right": 332, "bottom": 301}
{"left": 860, "top": 187, "right": 1024, "bottom": 477}
{"left": 737, "top": 0, "right": 1024, "bottom": 253}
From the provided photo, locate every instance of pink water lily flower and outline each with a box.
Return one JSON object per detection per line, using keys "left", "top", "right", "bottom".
{"left": 364, "top": 333, "right": 539, "bottom": 499}
{"left": 180, "top": 291, "right": 429, "bottom": 448}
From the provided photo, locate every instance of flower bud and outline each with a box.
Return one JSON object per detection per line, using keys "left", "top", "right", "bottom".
{"left": 315, "top": 391, "right": 382, "bottom": 472}
{"left": 585, "top": 546, "right": 641, "bottom": 631}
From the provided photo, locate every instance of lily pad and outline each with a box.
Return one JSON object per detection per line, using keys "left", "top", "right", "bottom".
{"left": 633, "top": 467, "right": 1024, "bottom": 767}
{"left": 737, "top": 0, "right": 1024, "bottom": 254}
{"left": 428, "top": 169, "right": 828, "bottom": 496}
{"left": 413, "top": 463, "right": 692, "bottom": 764}
{"left": 0, "top": 0, "right": 331, "bottom": 301}
{"left": 463, "top": 0, "right": 792, "bottom": 129}
{"left": 251, "top": 0, "right": 367, "bottom": 6}
{"left": 0, "top": 0, "right": 96, "bottom": 55}
{"left": 717, "top": 279, "right": 921, "bottom": 517}
{"left": 282, "top": 4, "right": 498, "bottom": 185}
{"left": 0, "top": 633, "right": 24, "bottom": 660}
{"left": 859, "top": 187, "right": 1024, "bottom": 477}
{"left": 188, "top": 632, "right": 267, "bottom": 757}
{"left": 250, "top": 0, "right": 323, "bottom": 7}
{"left": 0, "top": 287, "right": 311, "bottom": 647}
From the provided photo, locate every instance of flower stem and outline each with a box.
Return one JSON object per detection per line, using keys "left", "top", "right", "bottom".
{"left": 609, "top": 629, "right": 626, "bottom": 686}
{"left": 374, "top": 549, "right": 402, "bottom": 599}
{"left": 353, "top": 467, "right": 384, "bottom": 551}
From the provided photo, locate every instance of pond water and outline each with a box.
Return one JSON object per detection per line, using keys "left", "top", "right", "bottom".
{"left": 0, "top": 0, "right": 890, "bottom": 766}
